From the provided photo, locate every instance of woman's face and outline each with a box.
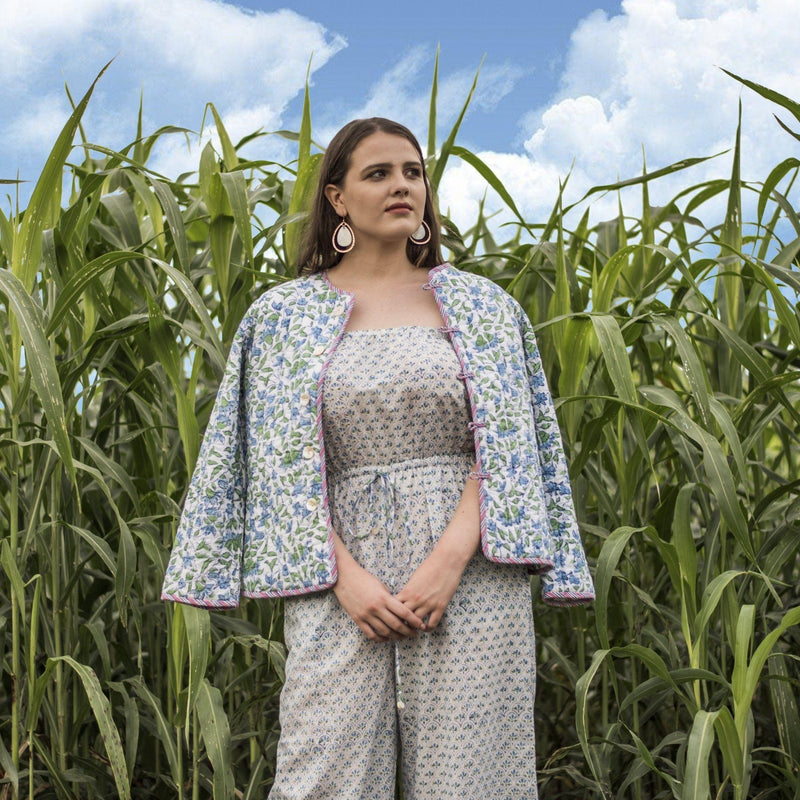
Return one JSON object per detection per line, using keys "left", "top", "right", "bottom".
{"left": 325, "top": 131, "right": 428, "bottom": 247}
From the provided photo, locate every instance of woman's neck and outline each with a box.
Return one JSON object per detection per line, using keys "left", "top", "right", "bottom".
{"left": 330, "top": 246, "right": 420, "bottom": 286}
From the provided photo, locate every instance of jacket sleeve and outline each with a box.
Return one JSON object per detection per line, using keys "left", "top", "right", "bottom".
{"left": 161, "top": 310, "right": 255, "bottom": 608}
{"left": 519, "top": 309, "right": 595, "bottom": 606}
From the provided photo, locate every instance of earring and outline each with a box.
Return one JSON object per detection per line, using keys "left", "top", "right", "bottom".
{"left": 332, "top": 217, "right": 355, "bottom": 253}
{"left": 410, "top": 219, "right": 431, "bottom": 245}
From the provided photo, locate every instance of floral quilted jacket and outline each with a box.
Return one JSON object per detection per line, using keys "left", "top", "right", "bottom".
{"left": 161, "top": 263, "right": 595, "bottom": 608}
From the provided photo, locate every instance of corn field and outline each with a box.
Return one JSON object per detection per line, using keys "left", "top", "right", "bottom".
{"left": 1, "top": 60, "right": 799, "bottom": 799}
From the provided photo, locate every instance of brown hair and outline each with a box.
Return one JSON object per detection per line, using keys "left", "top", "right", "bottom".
{"left": 297, "top": 118, "right": 444, "bottom": 275}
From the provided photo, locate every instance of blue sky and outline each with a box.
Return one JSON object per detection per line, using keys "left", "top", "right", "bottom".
{"left": 2, "top": 0, "right": 799, "bottom": 227}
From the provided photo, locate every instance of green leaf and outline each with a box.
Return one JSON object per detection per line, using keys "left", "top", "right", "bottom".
{"left": 220, "top": 170, "right": 253, "bottom": 270}
{"left": 63, "top": 523, "right": 117, "bottom": 577}
{"left": 284, "top": 152, "right": 322, "bottom": 271}
{"left": 713, "top": 707, "right": 744, "bottom": 788}
{"left": 150, "top": 256, "right": 225, "bottom": 373}
{"left": 575, "top": 152, "right": 724, "bottom": 207}
{"left": 151, "top": 178, "right": 191, "bottom": 273}
{"left": 128, "top": 677, "right": 182, "bottom": 788}
{"left": 693, "top": 570, "right": 744, "bottom": 643}
{"left": 653, "top": 315, "right": 712, "bottom": 429}
{"left": 183, "top": 605, "right": 211, "bottom": 732}
{"left": 0, "top": 268, "right": 76, "bottom": 489}
{"left": 769, "top": 654, "right": 800, "bottom": 769}
{"left": 232, "top": 633, "right": 287, "bottom": 683}
{"left": 208, "top": 103, "right": 239, "bottom": 170}
{"left": 722, "top": 68, "right": 800, "bottom": 126}
{"left": 11, "top": 61, "right": 111, "bottom": 290}
{"left": 196, "top": 679, "right": 235, "bottom": 800}
{"left": 594, "top": 525, "right": 649, "bottom": 649}
{"left": 297, "top": 59, "right": 313, "bottom": 170}
{"left": 49, "top": 656, "right": 132, "bottom": 800}
{"left": 736, "top": 605, "right": 800, "bottom": 741}
{"left": 683, "top": 710, "right": 718, "bottom": 800}
{"left": 449, "top": 146, "right": 534, "bottom": 235}
{"left": 0, "top": 731, "right": 18, "bottom": 797}
{"left": 430, "top": 59, "right": 483, "bottom": 191}
{"left": 672, "top": 484, "right": 698, "bottom": 620}
{"left": 591, "top": 313, "right": 651, "bottom": 463}
{"left": 47, "top": 249, "right": 144, "bottom": 336}
{"left": 427, "top": 47, "right": 440, "bottom": 158}
{"left": 757, "top": 157, "right": 800, "bottom": 223}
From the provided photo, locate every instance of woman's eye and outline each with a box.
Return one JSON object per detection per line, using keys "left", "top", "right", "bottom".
{"left": 368, "top": 170, "right": 385, "bottom": 179}
{"left": 406, "top": 167, "right": 422, "bottom": 178}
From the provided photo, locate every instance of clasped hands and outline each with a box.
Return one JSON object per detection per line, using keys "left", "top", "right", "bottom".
{"left": 331, "top": 521, "right": 480, "bottom": 643}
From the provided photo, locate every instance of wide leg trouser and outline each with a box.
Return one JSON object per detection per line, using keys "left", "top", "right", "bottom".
{"left": 268, "top": 458, "right": 538, "bottom": 800}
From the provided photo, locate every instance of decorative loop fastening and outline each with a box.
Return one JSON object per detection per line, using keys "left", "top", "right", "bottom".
{"left": 456, "top": 371, "right": 475, "bottom": 380}
{"left": 467, "top": 421, "right": 486, "bottom": 431}
{"left": 421, "top": 283, "right": 433, "bottom": 291}
{"left": 468, "top": 471, "right": 491, "bottom": 481}
{"left": 437, "top": 325, "right": 458, "bottom": 334}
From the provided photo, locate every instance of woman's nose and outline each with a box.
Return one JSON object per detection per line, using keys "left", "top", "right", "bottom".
{"left": 390, "top": 170, "right": 410, "bottom": 195}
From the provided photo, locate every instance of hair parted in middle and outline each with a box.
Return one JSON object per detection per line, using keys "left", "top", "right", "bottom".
{"left": 297, "top": 117, "right": 444, "bottom": 275}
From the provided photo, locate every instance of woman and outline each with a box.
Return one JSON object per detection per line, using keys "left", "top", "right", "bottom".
{"left": 162, "top": 117, "right": 594, "bottom": 799}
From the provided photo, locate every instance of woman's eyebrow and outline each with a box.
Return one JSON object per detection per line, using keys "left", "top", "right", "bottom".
{"left": 360, "top": 160, "right": 422, "bottom": 175}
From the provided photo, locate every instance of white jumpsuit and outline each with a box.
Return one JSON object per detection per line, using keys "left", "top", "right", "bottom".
{"left": 268, "top": 326, "right": 538, "bottom": 800}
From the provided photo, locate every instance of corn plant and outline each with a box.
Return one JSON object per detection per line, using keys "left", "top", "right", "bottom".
{"left": 0, "top": 60, "right": 798, "bottom": 800}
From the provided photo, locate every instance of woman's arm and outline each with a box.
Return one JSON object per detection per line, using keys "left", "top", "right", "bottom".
{"left": 394, "top": 465, "right": 481, "bottom": 629}
{"left": 331, "top": 529, "right": 427, "bottom": 642}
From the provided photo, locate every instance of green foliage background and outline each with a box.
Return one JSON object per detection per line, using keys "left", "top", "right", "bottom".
{"left": 1, "top": 62, "right": 799, "bottom": 799}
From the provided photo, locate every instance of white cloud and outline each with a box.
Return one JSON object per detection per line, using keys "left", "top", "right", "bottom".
{"left": 315, "top": 47, "right": 523, "bottom": 150}
{"left": 0, "top": 0, "right": 344, "bottom": 93}
{"left": 439, "top": 0, "right": 800, "bottom": 233}
{"left": 0, "top": 0, "right": 109, "bottom": 81}
{"left": 5, "top": 94, "right": 71, "bottom": 150}
{"left": 439, "top": 153, "right": 568, "bottom": 230}
{"left": 0, "top": 0, "right": 345, "bottom": 175}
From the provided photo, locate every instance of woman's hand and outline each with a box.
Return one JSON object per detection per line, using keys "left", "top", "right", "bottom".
{"left": 396, "top": 466, "right": 481, "bottom": 630}
{"left": 332, "top": 530, "right": 426, "bottom": 642}
{"left": 394, "top": 547, "right": 469, "bottom": 630}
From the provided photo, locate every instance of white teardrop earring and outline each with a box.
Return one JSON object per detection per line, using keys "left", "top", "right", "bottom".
{"left": 332, "top": 217, "right": 355, "bottom": 253}
{"left": 410, "top": 219, "right": 431, "bottom": 245}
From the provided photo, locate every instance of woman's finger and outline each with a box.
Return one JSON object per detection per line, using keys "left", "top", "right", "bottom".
{"left": 385, "top": 597, "right": 426, "bottom": 630}
{"left": 360, "top": 617, "right": 392, "bottom": 641}
{"left": 426, "top": 608, "right": 444, "bottom": 630}
{"left": 373, "top": 609, "right": 418, "bottom": 638}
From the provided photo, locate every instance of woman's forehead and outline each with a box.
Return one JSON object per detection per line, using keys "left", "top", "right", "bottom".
{"left": 349, "top": 132, "right": 421, "bottom": 166}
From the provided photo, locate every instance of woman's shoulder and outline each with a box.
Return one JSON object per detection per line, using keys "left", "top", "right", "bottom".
{"left": 230, "top": 274, "right": 332, "bottom": 341}
{"left": 434, "top": 264, "right": 523, "bottom": 316}
{"left": 259, "top": 272, "right": 328, "bottom": 300}
{"left": 245, "top": 273, "right": 330, "bottom": 314}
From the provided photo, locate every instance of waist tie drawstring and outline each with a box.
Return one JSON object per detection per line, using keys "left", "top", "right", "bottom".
{"left": 344, "top": 469, "right": 409, "bottom": 712}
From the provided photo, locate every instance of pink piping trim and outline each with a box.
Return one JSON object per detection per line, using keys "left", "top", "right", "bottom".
{"left": 160, "top": 592, "right": 238, "bottom": 608}
{"left": 321, "top": 269, "right": 347, "bottom": 295}
{"left": 244, "top": 579, "right": 336, "bottom": 599}
{"left": 487, "top": 556, "right": 554, "bottom": 568}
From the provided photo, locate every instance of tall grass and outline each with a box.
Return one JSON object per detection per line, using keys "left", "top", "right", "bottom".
{"left": 1, "top": 62, "right": 798, "bottom": 799}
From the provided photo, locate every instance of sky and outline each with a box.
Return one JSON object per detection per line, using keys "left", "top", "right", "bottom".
{"left": 2, "top": 0, "right": 800, "bottom": 232}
